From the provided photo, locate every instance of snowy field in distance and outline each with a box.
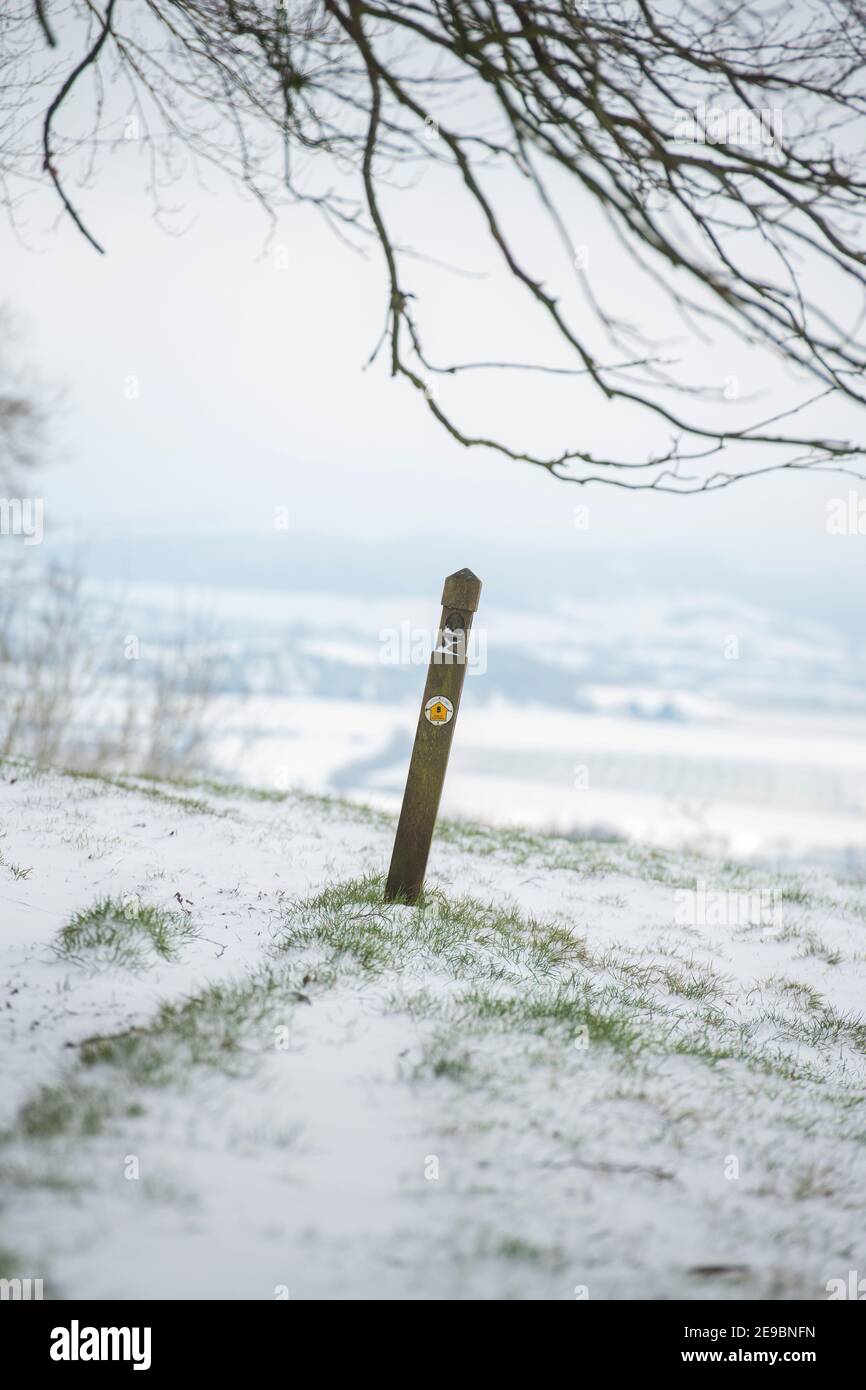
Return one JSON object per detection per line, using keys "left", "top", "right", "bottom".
{"left": 66, "top": 563, "right": 866, "bottom": 875}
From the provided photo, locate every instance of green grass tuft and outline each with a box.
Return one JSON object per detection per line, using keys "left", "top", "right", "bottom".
{"left": 18, "top": 1081, "right": 113, "bottom": 1139}
{"left": 56, "top": 896, "right": 196, "bottom": 968}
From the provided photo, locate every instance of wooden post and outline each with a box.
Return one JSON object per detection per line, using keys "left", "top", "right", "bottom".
{"left": 384, "top": 567, "right": 482, "bottom": 904}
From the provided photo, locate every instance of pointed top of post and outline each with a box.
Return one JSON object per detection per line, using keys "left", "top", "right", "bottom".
{"left": 442, "top": 568, "right": 482, "bottom": 612}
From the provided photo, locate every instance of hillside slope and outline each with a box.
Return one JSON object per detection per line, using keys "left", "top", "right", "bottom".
{"left": 0, "top": 762, "right": 864, "bottom": 1300}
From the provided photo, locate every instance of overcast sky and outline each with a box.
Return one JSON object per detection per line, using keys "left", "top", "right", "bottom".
{"left": 5, "top": 79, "right": 863, "bottom": 590}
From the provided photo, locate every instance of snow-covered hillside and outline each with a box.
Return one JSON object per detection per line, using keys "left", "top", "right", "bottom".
{"left": 1, "top": 761, "right": 864, "bottom": 1300}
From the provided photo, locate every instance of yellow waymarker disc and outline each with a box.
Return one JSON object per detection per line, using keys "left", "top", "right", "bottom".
{"left": 424, "top": 695, "right": 453, "bottom": 725}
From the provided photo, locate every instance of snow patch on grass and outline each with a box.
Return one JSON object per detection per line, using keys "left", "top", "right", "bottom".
{"left": 1, "top": 760, "right": 865, "bottom": 1299}
{"left": 56, "top": 896, "right": 197, "bottom": 969}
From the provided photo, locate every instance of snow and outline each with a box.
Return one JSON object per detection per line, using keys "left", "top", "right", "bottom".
{"left": 1, "top": 763, "right": 864, "bottom": 1300}
{"left": 205, "top": 692, "right": 866, "bottom": 863}
{"left": 14, "top": 568, "right": 866, "bottom": 869}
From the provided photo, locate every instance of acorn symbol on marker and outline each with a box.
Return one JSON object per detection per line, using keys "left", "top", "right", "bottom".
{"left": 425, "top": 695, "right": 453, "bottom": 725}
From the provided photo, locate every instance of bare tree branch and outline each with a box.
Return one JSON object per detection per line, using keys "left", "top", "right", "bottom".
{"left": 3, "top": 0, "right": 866, "bottom": 491}
{"left": 34, "top": 0, "right": 58, "bottom": 48}
{"left": 41, "top": 0, "right": 117, "bottom": 254}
